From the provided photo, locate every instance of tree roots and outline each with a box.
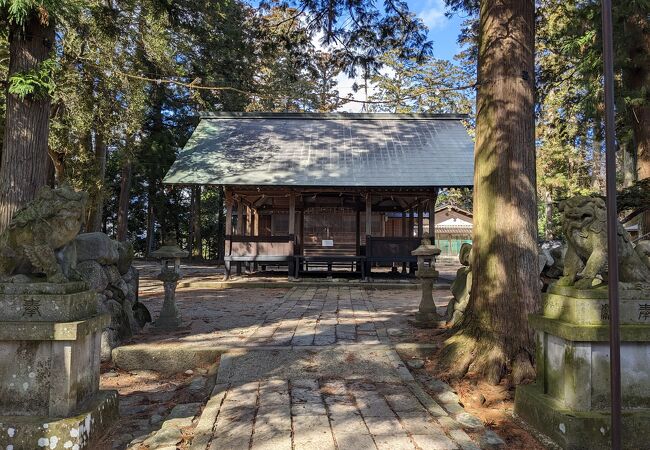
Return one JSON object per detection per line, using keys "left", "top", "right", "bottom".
{"left": 437, "top": 327, "right": 535, "bottom": 385}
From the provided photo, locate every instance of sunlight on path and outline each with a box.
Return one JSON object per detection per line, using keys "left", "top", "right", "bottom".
{"left": 125, "top": 287, "right": 502, "bottom": 450}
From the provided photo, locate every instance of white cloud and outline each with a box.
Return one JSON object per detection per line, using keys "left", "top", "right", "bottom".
{"left": 417, "top": 0, "right": 447, "bottom": 30}
{"left": 335, "top": 74, "right": 368, "bottom": 113}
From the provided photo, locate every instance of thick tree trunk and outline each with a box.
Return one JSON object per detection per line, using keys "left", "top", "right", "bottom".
{"left": 193, "top": 186, "right": 202, "bottom": 259}
{"left": 624, "top": 13, "right": 650, "bottom": 236}
{"left": 0, "top": 14, "right": 55, "bottom": 232}
{"left": 439, "top": 0, "right": 539, "bottom": 384}
{"left": 86, "top": 131, "right": 107, "bottom": 232}
{"left": 622, "top": 139, "right": 637, "bottom": 189}
{"left": 188, "top": 188, "right": 195, "bottom": 257}
{"left": 544, "top": 189, "right": 553, "bottom": 240}
{"left": 591, "top": 123, "right": 603, "bottom": 193}
{"left": 634, "top": 106, "right": 650, "bottom": 236}
{"left": 116, "top": 158, "right": 132, "bottom": 242}
{"left": 146, "top": 196, "right": 155, "bottom": 256}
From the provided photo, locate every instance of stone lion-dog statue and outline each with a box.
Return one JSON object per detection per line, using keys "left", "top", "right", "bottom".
{"left": 0, "top": 185, "right": 87, "bottom": 283}
{"left": 557, "top": 195, "right": 650, "bottom": 289}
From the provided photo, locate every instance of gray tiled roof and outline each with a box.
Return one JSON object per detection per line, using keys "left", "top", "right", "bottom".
{"left": 163, "top": 113, "right": 474, "bottom": 188}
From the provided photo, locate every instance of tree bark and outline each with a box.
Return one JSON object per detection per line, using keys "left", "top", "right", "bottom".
{"left": 86, "top": 130, "right": 108, "bottom": 232}
{"left": 591, "top": 123, "right": 603, "bottom": 193}
{"left": 622, "top": 139, "right": 637, "bottom": 189}
{"left": 623, "top": 13, "right": 650, "bottom": 236}
{"left": 116, "top": 158, "right": 132, "bottom": 242}
{"left": 544, "top": 189, "right": 553, "bottom": 240}
{"left": 188, "top": 187, "right": 195, "bottom": 257}
{"left": 0, "top": 14, "right": 55, "bottom": 232}
{"left": 438, "top": 0, "right": 539, "bottom": 385}
{"left": 194, "top": 186, "right": 202, "bottom": 259}
{"left": 146, "top": 196, "right": 155, "bottom": 256}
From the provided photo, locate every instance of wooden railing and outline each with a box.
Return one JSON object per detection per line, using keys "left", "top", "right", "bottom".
{"left": 366, "top": 236, "right": 420, "bottom": 262}
{"left": 225, "top": 235, "right": 295, "bottom": 258}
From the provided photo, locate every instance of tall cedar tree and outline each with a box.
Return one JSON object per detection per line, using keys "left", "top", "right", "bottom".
{"left": 438, "top": 0, "right": 539, "bottom": 384}
{"left": 625, "top": 10, "right": 650, "bottom": 235}
{"left": 0, "top": 6, "right": 55, "bottom": 232}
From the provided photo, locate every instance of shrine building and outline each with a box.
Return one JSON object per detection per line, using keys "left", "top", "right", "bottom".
{"left": 163, "top": 112, "right": 474, "bottom": 278}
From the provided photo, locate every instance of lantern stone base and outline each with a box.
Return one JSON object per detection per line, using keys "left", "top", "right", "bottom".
{"left": 411, "top": 311, "right": 445, "bottom": 328}
{"left": 0, "top": 390, "right": 119, "bottom": 450}
{"left": 0, "top": 282, "right": 119, "bottom": 449}
{"left": 154, "top": 277, "right": 183, "bottom": 330}
{"left": 154, "top": 314, "right": 183, "bottom": 329}
{"left": 411, "top": 273, "right": 443, "bottom": 328}
{"left": 514, "top": 285, "right": 650, "bottom": 449}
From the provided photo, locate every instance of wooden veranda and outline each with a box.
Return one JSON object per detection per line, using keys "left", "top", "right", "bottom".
{"left": 223, "top": 187, "right": 439, "bottom": 279}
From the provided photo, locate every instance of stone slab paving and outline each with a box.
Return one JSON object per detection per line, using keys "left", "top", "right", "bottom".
{"left": 134, "top": 282, "right": 454, "bottom": 350}
{"left": 188, "top": 374, "right": 488, "bottom": 450}
{"left": 175, "top": 287, "right": 502, "bottom": 450}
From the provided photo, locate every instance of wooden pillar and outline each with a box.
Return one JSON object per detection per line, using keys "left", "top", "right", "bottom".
{"left": 429, "top": 190, "right": 438, "bottom": 243}
{"left": 225, "top": 189, "right": 233, "bottom": 237}
{"left": 355, "top": 209, "right": 361, "bottom": 254}
{"left": 417, "top": 200, "right": 424, "bottom": 238}
{"left": 402, "top": 210, "right": 407, "bottom": 237}
{"left": 236, "top": 199, "right": 243, "bottom": 235}
{"left": 224, "top": 189, "right": 233, "bottom": 279}
{"left": 365, "top": 193, "right": 372, "bottom": 281}
{"left": 365, "top": 193, "right": 372, "bottom": 237}
{"left": 288, "top": 191, "right": 296, "bottom": 236}
{"left": 299, "top": 209, "right": 305, "bottom": 253}
{"left": 408, "top": 208, "right": 414, "bottom": 238}
{"left": 253, "top": 209, "right": 259, "bottom": 236}
{"left": 246, "top": 204, "right": 252, "bottom": 236}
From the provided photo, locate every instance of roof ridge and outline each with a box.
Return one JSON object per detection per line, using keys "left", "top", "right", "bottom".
{"left": 198, "top": 112, "right": 469, "bottom": 120}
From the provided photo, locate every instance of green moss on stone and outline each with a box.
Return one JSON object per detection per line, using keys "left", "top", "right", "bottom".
{"left": 515, "top": 384, "right": 650, "bottom": 450}
{"left": 529, "top": 314, "right": 650, "bottom": 342}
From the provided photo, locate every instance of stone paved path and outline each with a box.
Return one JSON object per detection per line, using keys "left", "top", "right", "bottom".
{"left": 169, "top": 287, "right": 502, "bottom": 450}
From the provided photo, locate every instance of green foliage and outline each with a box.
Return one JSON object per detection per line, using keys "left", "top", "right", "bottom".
{"left": 1, "top": 0, "right": 48, "bottom": 25}
{"left": 0, "top": 0, "right": 479, "bottom": 254}
{"left": 0, "top": 0, "right": 83, "bottom": 26}
{"left": 534, "top": 0, "right": 644, "bottom": 237}
{"left": 368, "top": 50, "right": 473, "bottom": 115}
{"left": 618, "top": 179, "right": 650, "bottom": 212}
{"left": 437, "top": 188, "right": 473, "bottom": 212}
{"left": 271, "top": 0, "right": 432, "bottom": 78}
{"left": 8, "top": 57, "right": 56, "bottom": 100}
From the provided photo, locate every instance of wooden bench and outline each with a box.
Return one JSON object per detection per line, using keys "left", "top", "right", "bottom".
{"left": 224, "top": 235, "right": 295, "bottom": 279}
{"left": 294, "top": 255, "right": 366, "bottom": 279}
{"left": 365, "top": 236, "right": 420, "bottom": 277}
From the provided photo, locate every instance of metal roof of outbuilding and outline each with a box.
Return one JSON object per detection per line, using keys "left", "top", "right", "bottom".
{"left": 163, "top": 112, "right": 474, "bottom": 188}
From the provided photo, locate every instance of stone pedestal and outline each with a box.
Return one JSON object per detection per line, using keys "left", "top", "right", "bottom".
{"left": 515, "top": 284, "right": 650, "bottom": 449}
{"left": 410, "top": 236, "right": 442, "bottom": 329}
{"left": 154, "top": 272, "right": 182, "bottom": 329}
{"left": 0, "top": 282, "right": 118, "bottom": 449}
{"left": 413, "top": 267, "right": 441, "bottom": 328}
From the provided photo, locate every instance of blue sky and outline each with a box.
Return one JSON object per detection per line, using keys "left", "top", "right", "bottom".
{"left": 247, "top": 0, "right": 464, "bottom": 61}
{"left": 337, "top": 0, "right": 466, "bottom": 111}
{"left": 407, "top": 0, "right": 464, "bottom": 61}
{"left": 246, "top": 0, "right": 466, "bottom": 111}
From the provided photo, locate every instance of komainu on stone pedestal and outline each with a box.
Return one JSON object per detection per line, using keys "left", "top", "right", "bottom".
{"left": 556, "top": 195, "right": 650, "bottom": 289}
{"left": 0, "top": 185, "right": 87, "bottom": 283}
{"left": 515, "top": 194, "right": 650, "bottom": 450}
{"left": 0, "top": 186, "right": 118, "bottom": 450}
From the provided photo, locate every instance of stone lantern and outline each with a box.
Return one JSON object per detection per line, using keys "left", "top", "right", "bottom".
{"left": 151, "top": 235, "right": 188, "bottom": 329}
{"left": 411, "top": 233, "right": 442, "bottom": 328}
